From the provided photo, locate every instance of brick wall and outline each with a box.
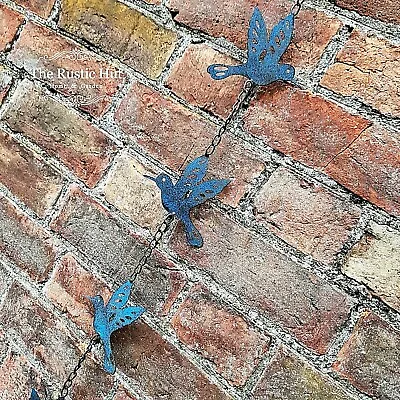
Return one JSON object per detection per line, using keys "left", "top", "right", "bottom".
{"left": 0, "top": 0, "right": 399, "bottom": 399}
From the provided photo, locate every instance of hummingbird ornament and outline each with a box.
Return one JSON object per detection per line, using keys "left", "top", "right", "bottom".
{"left": 89, "top": 280, "right": 145, "bottom": 374}
{"left": 145, "top": 155, "right": 230, "bottom": 248}
{"left": 208, "top": 7, "right": 295, "bottom": 85}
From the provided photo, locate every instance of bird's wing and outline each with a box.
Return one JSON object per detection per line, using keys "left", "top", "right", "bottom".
{"left": 30, "top": 389, "right": 41, "bottom": 400}
{"left": 106, "top": 280, "right": 133, "bottom": 314}
{"left": 175, "top": 156, "right": 209, "bottom": 198}
{"left": 247, "top": 7, "right": 268, "bottom": 65}
{"left": 266, "top": 13, "right": 294, "bottom": 63}
{"left": 110, "top": 306, "right": 145, "bottom": 334}
{"left": 185, "top": 179, "right": 230, "bottom": 208}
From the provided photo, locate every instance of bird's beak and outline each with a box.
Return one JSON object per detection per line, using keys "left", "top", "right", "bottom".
{"left": 143, "top": 174, "right": 156, "bottom": 182}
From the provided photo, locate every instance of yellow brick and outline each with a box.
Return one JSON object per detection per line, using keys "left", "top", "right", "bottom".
{"left": 60, "top": 0, "right": 177, "bottom": 79}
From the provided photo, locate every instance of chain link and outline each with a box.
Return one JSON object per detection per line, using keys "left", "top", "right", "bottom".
{"left": 57, "top": 335, "right": 100, "bottom": 400}
{"left": 204, "top": 80, "right": 254, "bottom": 157}
{"left": 129, "top": 214, "right": 175, "bottom": 283}
{"left": 291, "top": 0, "right": 306, "bottom": 16}
{"left": 54, "top": 215, "right": 174, "bottom": 399}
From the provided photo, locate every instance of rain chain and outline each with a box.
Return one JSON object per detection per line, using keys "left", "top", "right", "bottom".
{"left": 30, "top": 2, "right": 304, "bottom": 398}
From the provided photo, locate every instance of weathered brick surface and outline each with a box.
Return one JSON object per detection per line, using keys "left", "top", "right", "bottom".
{"left": 321, "top": 31, "right": 400, "bottom": 118}
{"left": 3, "top": 79, "right": 116, "bottom": 188}
{"left": 324, "top": 125, "right": 400, "bottom": 217}
{"left": 171, "top": 284, "right": 270, "bottom": 386}
{"left": 168, "top": 0, "right": 341, "bottom": 71}
{"left": 334, "top": 0, "right": 400, "bottom": 25}
{"left": 171, "top": 207, "right": 354, "bottom": 354}
{"left": 166, "top": 43, "right": 245, "bottom": 118}
{"left": 253, "top": 346, "right": 352, "bottom": 400}
{"left": 0, "top": 283, "right": 114, "bottom": 398}
{"left": 0, "top": 265, "right": 10, "bottom": 297}
{"left": 113, "top": 387, "right": 138, "bottom": 400}
{"left": 0, "top": 195, "right": 59, "bottom": 282}
{"left": 0, "top": 5, "right": 24, "bottom": 51}
{"left": 254, "top": 168, "right": 361, "bottom": 263}
{"left": 0, "top": 65, "right": 12, "bottom": 103}
{"left": 244, "top": 84, "right": 370, "bottom": 168}
{"left": 52, "top": 187, "right": 183, "bottom": 293}
{"left": 113, "top": 322, "right": 233, "bottom": 400}
{"left": 334, "top": 312, "right": 400, "bottom": 399}
{"left": 9, "top": 22, "right": 125, "bottom": 117}
{"left": 116, "top": 81, "right": 265, "bottom": 207}
{"left": 45, "top": 252, "right": 185, "bottom": 334}
{"left": 60, "top": 0, "right": 177, "bottom": 80}
{"left": 0, "top": 129, "right": 63, "bottom": 217}
{"left": 104, "top": 152, "right": 165, "bottom": 230}
{"left": 0, "top": 351, "right": 46, "bottom": 400}
{"left": 44, "top": 253, "right": 111, "bottom": 334}
{"left": 343, "top": 222, "right": 400, "bottom": 312}
{"left": 14, "top": 0, "right": 55, "bottom": 18}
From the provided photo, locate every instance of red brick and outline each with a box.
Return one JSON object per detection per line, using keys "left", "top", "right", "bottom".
{"left": 170, "top": 207, "right": 354, "bottom": 354}
{"left": 334, "top": 0, "right": 400, "bottom": 24}
{"left": 171, "top": 284, "right": 270, "bottom": 386}
{"left": 0, "top": 195, "right": 59, "bottom": 282}
{"left": 113, "top": 387, "right": 138, "bottom": 400}
{"left": 115, "top": 81, "right": 265, "bottom": 207}
{"left": 321, "top": 31, "right": 400, "bottom": 118}
{"left": 253, "top": 346, "right": 351, "bottom": 399}
{"left": 324, "top": 125, "right": 400, "bottom": 217}
{"left": 3, "top": 79, "right": 116, "bottom": 188}
{"left": 14, "top": 0, "right": 55, "bottom": 17}
{"left": 52, "top": 186, "right": 186, "bottom": 307}
{"left": 0, "top": 282, "right": 114, "bottom": 398}
{"left": 334, "top": 312, "right": 400, "bottom": 399}
{"left": 113, "top": 322, "right": 232, "bottom": 400}
{"left": 168, "top": 0, "right": 341, "bottom": 71}
{"left": 0, "top": 5, "right": 24, "bottom": 51}
{"left": 9, "top": 22, "right": 125, "bottom": 118}
{"left": 0, "top": 65, "right": 12, "bottom": 103}
{"left": 60, "top": 0, "right": 177, "bottom": 79}
{"left": 0, "top": 351, "right": 46, "bottom": 400}
{"left": 254, "top": 167, "right": 361, "bottom": 263}
{"left": 166, "top": 44, "right": 245, "bottom": 118}
{"left": 0, "top": 129, "right": 63, "bottom": 217}
{"left": 44, "top": 253, "right": 111, "bottom": 334}
{"left": 244, "top": 83, "right": 371, "bottom": 168}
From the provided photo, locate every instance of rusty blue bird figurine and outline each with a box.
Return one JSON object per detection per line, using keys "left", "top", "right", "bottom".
{"left": 208, "top": 7, "right": 295, "bottom": 85}
{"left": 145, "top": 155, "right": 230, "bottom": 248}
{"left": 29, "top": 389, "right": 40, "bottom": 400}
{"left": 89, "top": 281, "right": 145, "bottom": 374}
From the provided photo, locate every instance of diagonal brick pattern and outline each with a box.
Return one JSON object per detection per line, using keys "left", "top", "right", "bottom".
{"left": 0, "top": 0, "right": 399, "bottom": 399}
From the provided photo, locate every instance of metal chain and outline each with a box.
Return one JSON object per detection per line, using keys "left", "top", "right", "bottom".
{"left": 53, "top": 215, "right": 174, "bottom": 399}
{"left": 57, "top": 335, "right": 100, "bottom": 400}
{"left": 204, "top": 80, "right": 254, "bottom": 157}
{"left": 291, "top": 0, "right": 306, "bottom": 16}
{"left": 129, "top": 214, "right": 175, "bottom": 283}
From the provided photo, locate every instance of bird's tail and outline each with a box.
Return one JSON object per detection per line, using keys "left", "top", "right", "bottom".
{"left": 103, "top": 337, "right": 116, "bottom": 374}
{"left": 181, "top": 214, "right": 203, "bottom": 248}
{"left": 207, "top": 64, "right": 247, "bottom": 80}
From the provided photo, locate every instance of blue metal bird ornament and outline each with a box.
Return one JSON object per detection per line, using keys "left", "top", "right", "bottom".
{"left": 29, "top": 389, "right": 40, "bottom": 400}
{"left": 207, "top": 7, "right": 295, "bottom": 85}
{"left": 89, "top": 280, "right": 145, "bottom": 374}
{"left": 145, "top": 156, "right": 230, "bottom": 248}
